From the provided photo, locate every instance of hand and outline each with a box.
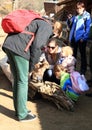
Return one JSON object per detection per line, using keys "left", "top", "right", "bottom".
{"left": 80, "top": 39, "right": 83, "bottom": 43}
{"left": 67, "top": 14, "right": 72, "bottom": 19}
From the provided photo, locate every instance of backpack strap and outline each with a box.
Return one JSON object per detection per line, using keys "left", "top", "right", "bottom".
{"left": 23, "top": 19, "right": 51, "bottom": 52}
{"left": 22, "top": 31, "right": 35, "bottom": 52}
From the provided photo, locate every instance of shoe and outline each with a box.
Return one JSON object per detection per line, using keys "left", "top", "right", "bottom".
{"left": 19, "top": 114, "right": 36, "bottom": 122}
{"left": 27, "top": 110, "right": 31, "bottom": 114}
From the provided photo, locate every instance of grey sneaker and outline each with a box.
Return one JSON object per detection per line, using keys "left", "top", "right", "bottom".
{"left": 19, "top": 114, "right": 36, "bottom": 122}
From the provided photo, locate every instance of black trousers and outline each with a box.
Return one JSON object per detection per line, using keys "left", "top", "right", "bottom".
{"left": 71, "top": 39, "right": 87, "bottom": 74}
{"left": 43, "top": 69, "right": 60, "bottom": 85}
{"left": 89, "top": 44, "right": 92, "bottom": 74}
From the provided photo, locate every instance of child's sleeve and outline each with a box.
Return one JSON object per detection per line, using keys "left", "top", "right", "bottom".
{"left": 60, "top": 72, "right": 70, "bottom": 90}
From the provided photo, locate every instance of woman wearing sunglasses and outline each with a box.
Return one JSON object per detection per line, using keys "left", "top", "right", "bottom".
{"left": 39, "top": 37, "right": 62, "bottom": 84}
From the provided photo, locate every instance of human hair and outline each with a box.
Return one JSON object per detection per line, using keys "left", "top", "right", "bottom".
{"left": 76, "top": 1, "right": 85, "bottom": 9}
{"left": 47, "top": 37, "right": 60, "bottom": 46}
{"left": 61, "top": 46, "right": 73, "bottom": 57}
{"left": 53, "top": 21, "right": 62, "bottom": 38}
{"left": 54, "top": 64, "right": 67, "bottom": 74}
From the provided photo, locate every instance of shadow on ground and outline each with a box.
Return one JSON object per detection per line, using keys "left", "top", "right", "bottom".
{"left": 0, "top": 72, "right": 92, "bottom": 130}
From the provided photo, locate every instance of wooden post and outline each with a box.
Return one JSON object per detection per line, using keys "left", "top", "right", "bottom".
{"left": 12, "top": 0, "right": 19, "bottom": 11}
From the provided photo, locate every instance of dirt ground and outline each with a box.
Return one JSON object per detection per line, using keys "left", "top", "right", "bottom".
{"left": 0, "top": 47, "right": 92, "bottom": 130}
{"left": 0, "top": 25, "right": 92, "bottom": 130}
{"left": 0, "top": 69, "right": 92, "bottom": 130}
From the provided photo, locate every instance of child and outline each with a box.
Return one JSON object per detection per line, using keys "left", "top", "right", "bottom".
{"left": 58, "top": 46, "right": 73, "bottom": 63}
{"left": 68, "top": 1, "right": 91, "bottom": 75}
{"left": 54, "top": 64, "right": 80, "bottom": 102}
{"left": 58, "top": 46, "right": 76, "bottom": 73}
{"left": 53, "top": 21, "right": 62, "bottom": 38}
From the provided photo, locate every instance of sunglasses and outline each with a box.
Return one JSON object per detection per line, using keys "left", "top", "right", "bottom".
{"left": 47, "top": 46, "right": 56, "bottom": 49}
